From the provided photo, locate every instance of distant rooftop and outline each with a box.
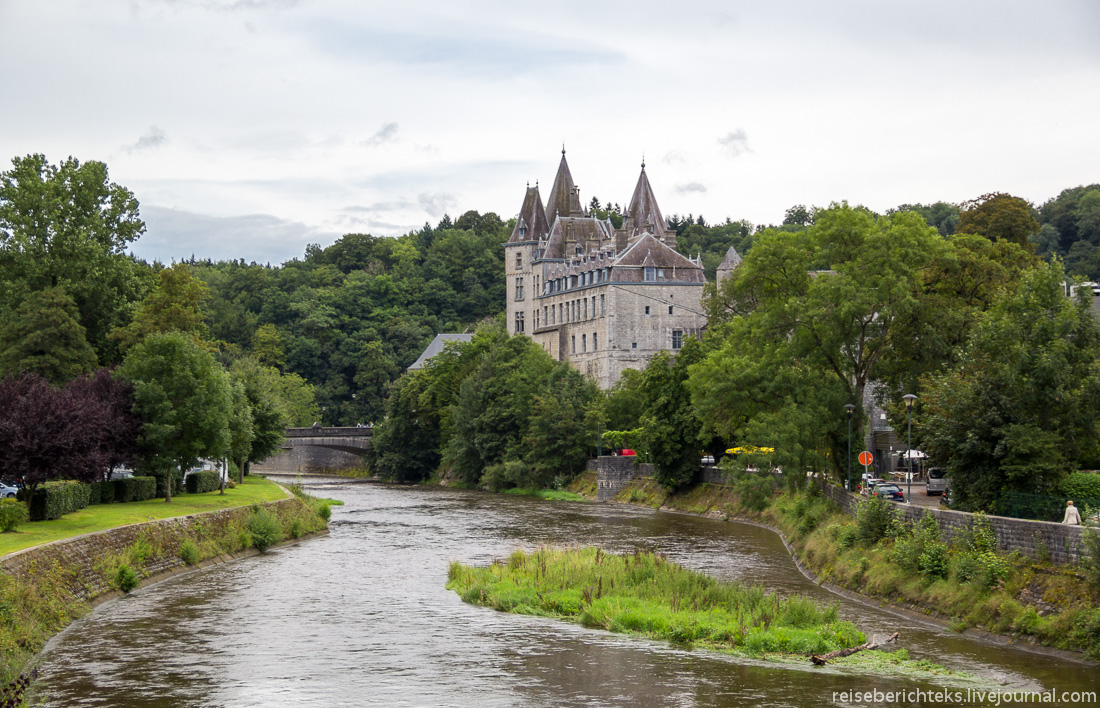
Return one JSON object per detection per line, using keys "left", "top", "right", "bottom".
{"left": 407, "top": 334, "right": 474, "bottom": 371}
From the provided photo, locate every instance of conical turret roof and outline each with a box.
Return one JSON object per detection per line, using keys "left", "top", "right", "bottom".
{"left": 544, "top": 149, "right": 584, "bottom": 220}
{"left": 508, "top": 185, "right": 550, "bottom": 244}
{"left": 624, "top": 161, "right": 669, "bottom": 239}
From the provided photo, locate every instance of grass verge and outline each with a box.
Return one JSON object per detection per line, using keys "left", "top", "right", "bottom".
{"left": 501, "top": 488, "right": 588, "bottom": 502}
{"left": 447, "top": 545, "right": 967, "bottom": 681}
{"left": 0, "top": 476, "right": 288, "bottom": 558}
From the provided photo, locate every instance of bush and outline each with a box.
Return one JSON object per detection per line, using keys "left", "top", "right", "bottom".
{"left": 89, "top": 480, "right": 116, "bottom": 505}
{"left": 0, "top": 499, "right": 28, "bottom": 532}
{"left": 975, "top": 551, "right": 1009, "bottom": 588}
{"left": 317, "top": 503, "right": 332, "bottom": 522}
{"left": 247, "top": 507, "right": 283, "bottom": 553}
{"left": 179, "top": 539, "right": 200, "bottom": 566}
{"left": 919, "top": 541, "right": 951, "bottom": 580}
{"left": 856, "top": 496, "right": 897, "bottom": 546}
{"left": 953, "top": 553, "right": 981, "bottom": 583}
{"left": 480, "top": 460, "right": 531, "bottom": 492}
{"left": 22, "top": 480, "right": 92, "bottom": 521}
{"left": 1061, "top": 472, "right": 1100, "bottom": 503}
{"left": 1082, "top": 528, "right": 1100, "bottom": 588}
{"left": 113, "top": 476, "right": 156, "bottom": 503}
{"left": 185, "top": 470, "right": 221, "bottom": 494}
{"left": 115, "top": 564, "right": 140, "bottom": 593}
{"left": 734, "top": 473, "right": 775, "bottom": 512}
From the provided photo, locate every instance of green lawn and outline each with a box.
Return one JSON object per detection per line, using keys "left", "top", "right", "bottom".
{"left": 0, "top": 476, "right": 289, "bottom": 558}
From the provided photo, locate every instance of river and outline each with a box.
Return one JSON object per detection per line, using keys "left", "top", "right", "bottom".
{"left": 29, "top": 479, "right": 1097, "bottom": 707}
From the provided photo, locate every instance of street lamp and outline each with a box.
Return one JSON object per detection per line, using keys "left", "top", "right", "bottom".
{"left": 903, "top": 394, "right": 917, "bottom": 504}
{"left": 844, "top": 404, "right": 856, "bottom": 492}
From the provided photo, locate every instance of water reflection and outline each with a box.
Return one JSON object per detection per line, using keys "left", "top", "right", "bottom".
{"left": 31, "top": 481, "right": 1095, "bottom": 707}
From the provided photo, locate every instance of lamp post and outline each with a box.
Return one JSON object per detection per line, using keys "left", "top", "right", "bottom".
{"left": 903, "top": 394, "right": 917, "bottom": 504}
{"left": 844, "top": 404, "right": 855, "bottom": 492}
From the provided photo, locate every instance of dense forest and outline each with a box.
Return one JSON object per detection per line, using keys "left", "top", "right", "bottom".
{"left": 2, "top": 153, "right": 1100, "bottom": 516}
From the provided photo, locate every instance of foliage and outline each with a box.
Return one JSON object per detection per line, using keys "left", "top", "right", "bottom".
{"left": 0, "top": 286, "right": 98, "bottom": 384}
{"left": 185, "top": 470, "right": 222, "bottom": 494}
{"left": 112, "top": 476, "right": 156, "bottom": 503}
{"left": 480, "top": 460, "right": 531, "bottom": 492}
{"left": 1082, "top": 529, "right": 1100, "bottom": 589}
{"left": 120, "top": 332, "right": 233, "bottom": 502}
{"left": 114, "top": 563, "right": 140, "bottom": 593}
{"left": 447, "top": 546, "right": 864, "bottom": 659}
{"left": 920, "top": 262, "right": 1100, "bottom": 510}
{"left": 66, "top": 368, "right": 142, "bottom": 480}
{"left": 179, "top": 538, "right": 200, "bottom": 566}
{"left": 246, "top": 506, "right": 283, "bottom": 553}
{"left": 855, "top": 495, "right": 897, "bottom": 546}
{"left": 317, "top": 502, "right": 331, "bottom": 522}
{"left": 640, "top": 340, "right": 707, "bottom": 489}
{"left": 0, "top": 154, "right": 148, "bottom": 364}
{"left": 890, "top": 201, "right": 960, "bottom": 236}
{"left": 1060, "top": 472, "right": 1100, "bottom": 502}
{"left": 87, "top": 480, "right": 115, "bottom": 505}
{"left": 110, "top": 262, "right": 212, "bottom": 353}
{"left": 22, "top": 480, "right": 91, "bottom": 521}
{"left": 731, "top": 472, "right": 775, "bottom": 512}
{"left": 957, "top": 192, "right": 1040, "bottom": 248}
{"left": 0, "top": 499, "right": 28, "bottom": 532}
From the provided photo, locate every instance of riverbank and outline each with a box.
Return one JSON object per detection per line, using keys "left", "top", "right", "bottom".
{"left": 565, "top": 471, "right": 1100, "bottom": 663}
{"left": 0, "top": 484, "right": 332, "bottom": 685}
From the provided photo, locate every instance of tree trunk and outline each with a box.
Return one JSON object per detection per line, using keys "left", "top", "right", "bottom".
{"left": 165, "top": 466, "right": 174, "bottom": 503}
{"left": 811, "top": 632, "right": 898, "bottom": 666}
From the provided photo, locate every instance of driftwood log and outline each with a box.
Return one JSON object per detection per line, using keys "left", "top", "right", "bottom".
{"left": 811, "top": 632, "right": 899, "bottom": 666}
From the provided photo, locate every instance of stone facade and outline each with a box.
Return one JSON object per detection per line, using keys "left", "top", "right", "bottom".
{"left": 505, "top": 152, "right": 706, "bottom": 388}
{"left": 821, "top": 483, "right": 1088, "bottom": 565}
{"left": 251, "top": 445, "right": 364, "bottom": 475}
{"left": 595, "top": 456, "right": 655, "bottom": 502}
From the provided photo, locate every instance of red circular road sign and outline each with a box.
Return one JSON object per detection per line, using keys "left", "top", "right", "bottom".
{"left": 858, "top": 451, "right": 873, "bottom": 466}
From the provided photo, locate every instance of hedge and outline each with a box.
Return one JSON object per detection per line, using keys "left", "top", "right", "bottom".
{"left": 185, "top": 470, "right": 221, "bottom": 494}
{"left": 88, "top": 481, "right": 116, "bottom": 506}
{"left": 24, "top": 481, "right": 91, "bottom": 521}
{"left": 113, "top": 476, "right": 157, "bottom": 503}
{"left": 146, "top": 469, "right": 183, "bottom": 499}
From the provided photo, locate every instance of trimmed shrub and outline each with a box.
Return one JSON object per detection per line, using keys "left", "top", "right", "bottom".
{"left": 1061, "top": 472, "right": 1100, "bottom": 503}
{"left": 87, "top": 480, "right": 116, "bottom": 505}
{"left": 146, "top": 468, "right": 183, "bottom": 498}
{"left": 0, "top": 499, "right": 29, "bottom": 532}
{"left": 185, "top": 470, "right": 221, "bottom": 494}
{"left": 113, "top": 476, "right": 156, "bottom": 503}
{"left": 23, "top": 481, "right": 92, "bottom": 521}
{"left": 247, "top": 506, "right": 283, "bottom": 553}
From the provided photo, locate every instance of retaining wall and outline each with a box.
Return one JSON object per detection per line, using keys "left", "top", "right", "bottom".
{"left": 821, "top": 483, "right": 1088, "bottom": 565}
{"left": 595, "top": 457, "right": 654, "bottom": 502}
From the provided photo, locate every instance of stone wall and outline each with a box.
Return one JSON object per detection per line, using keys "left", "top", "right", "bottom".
{"left": 595, "top": 456, "right": 655, "bottom": 502}
{"left": 821, "top": 484, "right": 1088, "bottom": 565}
{"left": 0, "top": 497, "right": 309, "bottom": 604}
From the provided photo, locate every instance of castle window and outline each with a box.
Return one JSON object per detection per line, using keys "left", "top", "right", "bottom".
{"left": 672, "top": 330, "right": 683, "bottom": 350}
{"left": 559, "top": 303, "right": 563, "bottom": 323}
{"left": 582, "top": 334, "right": 587, "bottom": 353}
{"left": 515, "top": 277, "right": 524, "bottom": 301}
{"left": 583, "top": 299, "right": 588, "bottom": 319}
{"left": 593, "top": 333, "right": 598, "bottom": 351}
{"left": 515, "top": 253, "right": 522, "bottom": 269}
{"left": 591, "top": 296, "right": 595, "bottom": 318}
{"left": 535, "top": 309, "right": 540, "bottom": 328}
{"left": 544, "top": 305, "right": 549, "bottom": 325}
{"left": 644, "top": 266, "right": 656, "bottom": 281}
{"left": 515, "top": 311, "right": 525, "bottom": 334}
{"left": 631, "top": 342, "right": 637, "bottom": 349}
{"left": 645, "top": 306, "right": 650, "bottom": 316}
{"left": 658, "top": 269, "right": 665, "bottom": 278}
{"left": 571, "top": 335, "right": 576, "bottom": 354}
{"left": 519, "top": 226, "right": 526, "bottom": 238}
{"left": 600, "top": 294, "right": 605, "bottom": 316}
{"left": 668, "top": 305, "right": 673, "bottom": 315}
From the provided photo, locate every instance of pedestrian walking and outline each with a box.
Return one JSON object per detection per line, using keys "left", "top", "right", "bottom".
{"left": 1063, "top": 500, "right": 1082, "bottom": 525}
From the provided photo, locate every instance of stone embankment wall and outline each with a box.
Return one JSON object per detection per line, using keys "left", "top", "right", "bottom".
{"left": 1, "top": 497, "right": 310, "bottom": 605}
{"left": 821, "top": 484, "right": 1087, "bottom": 565}
{"left": 595, "top": 456, "right": 654, "bottom": 502}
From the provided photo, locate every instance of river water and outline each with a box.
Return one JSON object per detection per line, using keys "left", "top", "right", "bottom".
{"left": 30, "top": 479, "right": 1097, "bottom": 707}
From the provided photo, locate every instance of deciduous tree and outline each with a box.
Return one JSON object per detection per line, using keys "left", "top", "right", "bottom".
{"left": 0, "top": 287, "right": 97, "bottom": 384}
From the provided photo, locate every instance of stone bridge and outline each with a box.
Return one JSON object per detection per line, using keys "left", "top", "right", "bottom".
{"left": 283, "top": 426, "right": 373, "bottom": 455}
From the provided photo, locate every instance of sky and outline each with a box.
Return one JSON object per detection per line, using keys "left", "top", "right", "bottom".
{"left": 2, "top": 0, "right": 1099, "bottom": 266}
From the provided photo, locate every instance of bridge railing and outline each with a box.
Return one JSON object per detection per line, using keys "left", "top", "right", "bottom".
{"left": 286, "top": 426, "right": 372, "bottom": 438}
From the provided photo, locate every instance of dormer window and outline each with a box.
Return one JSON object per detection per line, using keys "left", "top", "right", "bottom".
{"left": 644, "top": 266, "right": 656, "bottom": 281}
{"left": 519, "top": 226, "right": 527, "bottom": 238}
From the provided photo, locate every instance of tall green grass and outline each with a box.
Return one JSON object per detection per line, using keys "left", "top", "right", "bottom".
{"left": 447, "top": 546, "right": 862, "bottom": 656}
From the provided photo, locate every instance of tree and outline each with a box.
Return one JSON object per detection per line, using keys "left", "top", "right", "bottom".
{"left": 891, "top": 202, "right": 959, "bottom": 236}
{"left": 956, "top": 193, "right": 1040, "bottom": 249}
{"left": 640, "top": 340, "right": 706, "bottom": 489}
{"left": 0, "top": 154, "right": 147, "bottom": 362}
{"left": 783, "top": 205, "right": 814, "bottom": 227}
{"left": 110, "top": 262, "right": 212, "bottom": 353}
{"left": 251, "top": 323, "right": 286, "bottom": 369}
{"left": 119, "top": 332, "right": 233, "bottom": 502}
{"left": 920, "top": 261, "right": 1100, "bottom": 512}
{"left": 228, "top": 357, "right": 288, "bottom": 484}
{"left": 0, "top": 287, "right": 97, "bottom": 385}
{"left": 1039, "top": 184, "right": 1100, "bottom": 253}
{"left": 65, "top": 368, "right": 141, "bottom": 479}
{"left": 225, "top": 379, "right": 255, "bottom": 490}
{"left": 0, "top": 373, "right": 109, "bottom": 508}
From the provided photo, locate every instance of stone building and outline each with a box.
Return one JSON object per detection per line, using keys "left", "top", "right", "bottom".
{"left": 504, "top": 151, "right": 707, "bottom": 388}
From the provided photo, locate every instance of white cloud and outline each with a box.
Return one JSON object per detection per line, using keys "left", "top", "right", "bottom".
{"left": 125, "top": 126, "right": 168, "bottom": 153}
{"left": 717, "top": 130, "right": 751, "bottom": 159}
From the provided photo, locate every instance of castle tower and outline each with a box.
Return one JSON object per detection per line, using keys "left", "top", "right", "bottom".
{"left": 621, "top": 160, "right": 673, "bottom": 249}
{"left": 716, "top": 245, "right": 742, "bottom": 288}
{"left": 505, "top": 185, "right": 549, "bottom": 336}
{"left": 543, "top": 148, "right": 585, "bottom": 221}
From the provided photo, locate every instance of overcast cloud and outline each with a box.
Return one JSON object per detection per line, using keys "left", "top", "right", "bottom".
{"left": 1, "top": 0, "right": 1098, "bottom": 264}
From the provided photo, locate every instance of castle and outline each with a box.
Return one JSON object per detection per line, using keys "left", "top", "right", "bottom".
{"left": 504, "top": 150, "right": 709, "bottom": 388}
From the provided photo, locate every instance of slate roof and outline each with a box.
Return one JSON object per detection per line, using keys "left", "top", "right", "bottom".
{"left": 507, "top": 186, "right": 550, "bottom": 244}
{"left": 540, "top": 215, "right": 616, "bottom": 259}
{"left": 623, "top": 164, "right": 670, "bottom": 241}
{"left": 543, "top": 150, "right": 584, "bottom": 221}
{"left": 407, "top": 334, "right": 474, "bottom": 371}
{"left": 717, "top": 246, "right": 742, "bottom": 272}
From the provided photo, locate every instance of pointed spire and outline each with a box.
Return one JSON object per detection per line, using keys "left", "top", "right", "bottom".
{"left": 625, "top": 163, "right": 668, "bottom": 241}
{"left": 544, "top": 150, "right": 584, "bottom": 220}
{"left": 508, "top": 184, "right": 550, "bottom": 244}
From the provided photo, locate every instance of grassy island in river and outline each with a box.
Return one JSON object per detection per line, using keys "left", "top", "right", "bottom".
{"left": 447, "top": 545, "right": 969, "bottom": 683}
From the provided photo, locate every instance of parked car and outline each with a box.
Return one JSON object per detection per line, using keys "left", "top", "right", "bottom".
{"left": 860, "top": 478, "right": 886, "bottom": 496}
{"left": 872, "top": 483, "right": 906, "bottom": 502}
{"left": 0, "top": 482, "right": 18, "bottom": 498}
{"left": 926, "top": 467, "right": 950, "bottom": 496}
